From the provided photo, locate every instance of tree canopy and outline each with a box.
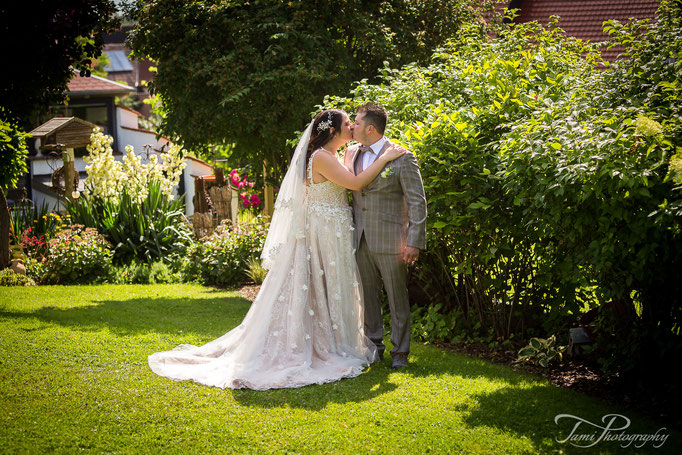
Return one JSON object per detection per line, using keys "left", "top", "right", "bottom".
{"left": 0, "top": 0, "right": 120, "bottom": 127}
{"left": 127, "top": 0, "right": 495, "bottom": 180}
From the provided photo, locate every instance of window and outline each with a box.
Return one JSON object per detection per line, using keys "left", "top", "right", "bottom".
{"left": 50, "top": 103, "right": 109, "bottom": 135}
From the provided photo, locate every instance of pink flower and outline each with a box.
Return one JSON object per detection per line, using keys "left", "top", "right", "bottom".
{"left": 238, "top": 181, "right": 246, "bottom": 189}
{"left": 231, "top": 174, "right": 240, "bottom": 185}
{"left": 242, "top": 198, "right": 251, "bottom": 208}
{"left": 248, "top": 182, "right": 255, "bottom": 188}
{"left": 250, "top": 194, "right": 261, "bottom": 207}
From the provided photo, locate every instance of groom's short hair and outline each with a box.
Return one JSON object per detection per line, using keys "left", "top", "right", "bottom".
{"left": 357, "top": 103, "right": 387, "bottom": 135}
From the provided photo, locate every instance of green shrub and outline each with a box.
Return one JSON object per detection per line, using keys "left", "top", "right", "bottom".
{"left": 43, "top": 225, "right": 113, "bottom": 284}
{"left": 0, "top": 108, "right": 29, "bottom": 190}
{"left": 327, "top": 17, "right": 604, "bottom": 340}
{"left": 24, "top": 255, "right": 47, "bottom": 284}
{"left": 185, "top": 216, "right": 268, "bottom": 286}
{"left": 411, "top": 303, "right": 458, "bottom": 344}
{"left": 111, "top": 260, "right": 181, "bottom": 284}
{"left": 0, "top": 269, "right": 35, "bottom": 287}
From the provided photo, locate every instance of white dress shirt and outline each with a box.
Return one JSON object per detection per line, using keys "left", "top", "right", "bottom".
{"left": 361, "top": 136, "right": 388, "bottom": 171}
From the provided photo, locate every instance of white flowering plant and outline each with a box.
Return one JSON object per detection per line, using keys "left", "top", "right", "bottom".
{"left": 83, "top": 129, "right": 186, "bottom": 205}
{"left": 67, "top": 129, "right": 192, "bottom": 264}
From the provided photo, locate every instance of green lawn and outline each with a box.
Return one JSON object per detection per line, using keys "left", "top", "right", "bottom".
{"left": 0, "top": 284, "right": 677, "bottom": 454}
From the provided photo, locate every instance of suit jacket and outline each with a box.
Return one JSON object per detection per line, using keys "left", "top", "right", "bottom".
{"left": 344, "top": 140, "right": 427, "bottom": 254}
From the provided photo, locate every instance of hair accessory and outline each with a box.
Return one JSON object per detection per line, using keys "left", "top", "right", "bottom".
{"left": 316, "top": 112, "right": 334, "bottom": 132}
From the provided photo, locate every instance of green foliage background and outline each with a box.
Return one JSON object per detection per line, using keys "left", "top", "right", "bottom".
{"left": 324, "top": 1, "right": 682, "bottom": 400}
{"left": 0, "top": 112, "right": 29, "bottom": 191}
{"left": 126, "top": 0, "right": 497, "bottom": 181}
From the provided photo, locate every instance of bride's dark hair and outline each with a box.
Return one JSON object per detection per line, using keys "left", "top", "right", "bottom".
{"left": 306, "top": 109, "right": 345, "bottom": 170}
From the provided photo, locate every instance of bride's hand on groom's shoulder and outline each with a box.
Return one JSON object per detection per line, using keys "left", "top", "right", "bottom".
{"left": 383, "top": 144, "right": 407, "bottom": 162}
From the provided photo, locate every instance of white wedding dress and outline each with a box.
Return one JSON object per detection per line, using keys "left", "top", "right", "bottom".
{"left": 148, "top": 147, "right": 377, "bottom": 390}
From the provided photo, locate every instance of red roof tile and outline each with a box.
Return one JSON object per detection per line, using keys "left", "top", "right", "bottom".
{"left": 513, "top": 0, "right": 660, "bottom": 61}
{"left": 67, "top": 71, "right": 134, "bottom": 96}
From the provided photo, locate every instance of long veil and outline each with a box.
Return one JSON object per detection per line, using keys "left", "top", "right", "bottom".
{"left": 260, "top": 120, "right": 314, "bottom": 270}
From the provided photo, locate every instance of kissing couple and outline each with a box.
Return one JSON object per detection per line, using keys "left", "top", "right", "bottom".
{"left": 149, "top": 103, "right": 427, "bottom": 390}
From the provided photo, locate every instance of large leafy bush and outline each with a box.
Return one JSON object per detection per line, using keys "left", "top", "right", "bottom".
{"left": 325, "top": 1, "right": 682, "bottom": 390}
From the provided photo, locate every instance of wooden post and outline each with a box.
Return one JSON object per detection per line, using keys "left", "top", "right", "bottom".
{"left": 230, "top": 185, "right": 239, "bottom": 223}
{"left": 263, "top": 162, "right": 274, "bottom": 217}
{"left": 63, "top": 148, "right": 76, "bottom": 202}
{"left": 215, "top": 168, "right": 225, "bottom": 186}
{"left": 194, "top": 178, "right": 208, "bottom": 213}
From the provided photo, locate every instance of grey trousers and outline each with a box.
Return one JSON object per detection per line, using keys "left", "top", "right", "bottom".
{"left": 356, "top": 234, "right": 411, "bottom": 356}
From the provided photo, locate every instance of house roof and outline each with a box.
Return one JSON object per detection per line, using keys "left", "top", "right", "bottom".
{"left": 513, "top": 0, "right": 660, "bottom": 61}
{"left": 67, "top": 71, "right": 134, "bottom": 96}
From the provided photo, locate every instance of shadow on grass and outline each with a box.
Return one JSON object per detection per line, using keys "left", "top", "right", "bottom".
{"left": 0, "top": 295, "right": 251, "bottom": 339}
{"left": 230, "top": 362, "right": 398, "bottom": 411}
{"left": 455, "top": 383, "right": 680, "bottom": 454}
{"left": 230, "top": 346, "right": 545, "bottom": 412}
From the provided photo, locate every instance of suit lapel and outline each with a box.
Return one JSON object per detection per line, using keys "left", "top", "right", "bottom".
{"left": 375, "top": 140, "right": 392, "bottom": 162}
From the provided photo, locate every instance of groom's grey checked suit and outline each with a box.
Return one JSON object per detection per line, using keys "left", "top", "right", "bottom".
{"left": 345, "top": 140, "right": 427, "bottom": 358}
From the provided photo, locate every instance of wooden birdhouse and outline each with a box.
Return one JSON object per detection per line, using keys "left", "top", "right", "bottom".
{"left": 29, "top": 117, "right": 101, "bottom": 202}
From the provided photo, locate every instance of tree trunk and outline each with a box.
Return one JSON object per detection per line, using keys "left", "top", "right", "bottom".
{"left": 0, "top": 187, "right": 10, "bottom": 269}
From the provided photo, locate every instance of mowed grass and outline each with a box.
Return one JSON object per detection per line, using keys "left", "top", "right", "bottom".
{"left": 0, "top": 284, "right": 677, "bottom": 454}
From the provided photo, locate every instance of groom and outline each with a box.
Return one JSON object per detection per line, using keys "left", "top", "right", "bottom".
{"left": 345, "top": 103, "right": 427, "bottom": 369}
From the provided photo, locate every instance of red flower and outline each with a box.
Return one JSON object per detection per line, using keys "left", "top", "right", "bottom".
{"left": 249, "top": 194, "right": 261, "bottom": 207}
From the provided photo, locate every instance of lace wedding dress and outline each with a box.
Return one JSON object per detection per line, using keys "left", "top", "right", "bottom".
{"left": 148, "top": 147, "right": 377, "bottom": 390}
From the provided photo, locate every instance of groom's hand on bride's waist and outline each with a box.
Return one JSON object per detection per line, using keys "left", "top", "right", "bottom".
{"left": 402, "top": 246, "right": 419, "bottom": 264}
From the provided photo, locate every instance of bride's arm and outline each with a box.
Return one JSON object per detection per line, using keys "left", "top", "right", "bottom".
{"left": 314, "top": 147, "right": 405, "bottom": 191}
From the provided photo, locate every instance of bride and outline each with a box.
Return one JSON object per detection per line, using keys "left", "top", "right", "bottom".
{"left": 148, "top": 109, "right": 405, "bottom": 390}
